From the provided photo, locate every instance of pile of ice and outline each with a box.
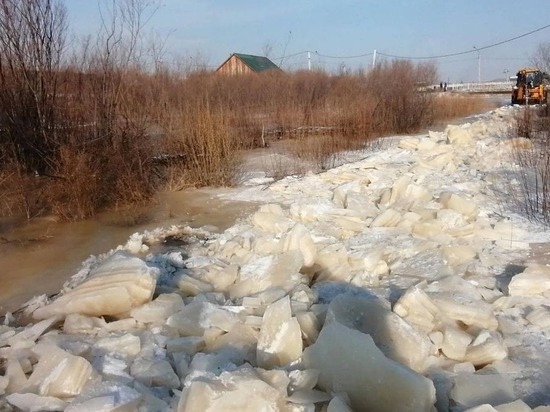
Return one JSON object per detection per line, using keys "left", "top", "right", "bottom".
{"left": 3, "top": 106, "right": 550, "bottom": 411}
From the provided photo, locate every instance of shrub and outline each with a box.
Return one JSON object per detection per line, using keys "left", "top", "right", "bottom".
{"left": 164, "top": 102, "right": 241, "bottom": 187}
{"left": 509, "top": 106, "right": 550, "bottom": 224}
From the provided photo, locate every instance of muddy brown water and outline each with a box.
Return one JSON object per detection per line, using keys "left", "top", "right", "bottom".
{"left": 0, "top": 189, "right": 258, "bottom": 314}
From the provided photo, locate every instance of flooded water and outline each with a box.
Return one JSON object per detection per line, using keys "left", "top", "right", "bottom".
{"left": 0, "top": 95, "right": 511, "bottom": 314}
{"left": 0, "top": 189, "right": 257, "bottom": 313}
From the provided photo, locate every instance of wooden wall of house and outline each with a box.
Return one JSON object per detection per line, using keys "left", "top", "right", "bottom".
{"left": 216, "top": 55, "right": 253, "bottom": 75}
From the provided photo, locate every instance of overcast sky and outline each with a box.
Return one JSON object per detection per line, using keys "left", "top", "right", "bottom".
{"left": 66, "top": 0, "right": 550, "bottom": 83}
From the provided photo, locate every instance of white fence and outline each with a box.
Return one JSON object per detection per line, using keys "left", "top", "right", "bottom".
{"left": 444, "top": 81, "right": 514, "bottom": 93}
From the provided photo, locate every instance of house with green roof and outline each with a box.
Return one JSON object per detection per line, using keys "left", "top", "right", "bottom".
{"left": 216, "top": 53, "right": 281, "bottom": 75}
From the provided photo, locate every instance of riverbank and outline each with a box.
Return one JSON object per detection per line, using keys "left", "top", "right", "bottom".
{"left": 4, "top": 105, "right": 550, "bottom": 410}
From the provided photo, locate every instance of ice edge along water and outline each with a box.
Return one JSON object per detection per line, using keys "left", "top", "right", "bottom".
{"left": 2, "top": 106, "right": 550, "bottom": 412}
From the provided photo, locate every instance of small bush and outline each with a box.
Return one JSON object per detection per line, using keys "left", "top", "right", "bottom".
{"left": 44, "top": 148, "right": 99, "bottom": 220}
{"left": 165, "top": 103, "right": 241, "bottom": 187}
{"left": 509, "top": 106, "right": 550, "bottom": 224}
{"left": 365, "top": 60, "right": 435, "bottom": 134}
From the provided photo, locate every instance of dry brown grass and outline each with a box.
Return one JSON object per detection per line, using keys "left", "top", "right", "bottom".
{"left": 163, "top": 103, "right": 241, "bottom": 187}
{"left": 0, "top": 0, "right": 498, "bottom": 223}
{"left": 0, "top": 50, "right": 492, "bottom": 221}
{"left": 42, "top": 148, "right": 99, "bottom": 221}
{"left": 432, "top": 94, "right": 491, "bottom": 121}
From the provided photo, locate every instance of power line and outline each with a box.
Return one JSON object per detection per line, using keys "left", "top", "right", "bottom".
{"left": 314, "top": 51, "right": 373, "bottom": 59}
{"left": 274, "top": 50, "right": 374, "bottom": 61}
{"left": 378, "top": 23, "right": 550, "bottom": 60}
{"left": 272, "top": 50, "right": 309, "bottom": 61}
{"left": 274, "top": 23, "right": 550, "bottom": 64}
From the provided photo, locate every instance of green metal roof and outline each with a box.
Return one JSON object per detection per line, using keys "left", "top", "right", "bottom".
{"left": 233, "top": 53, "right": 280, "bottom": 72}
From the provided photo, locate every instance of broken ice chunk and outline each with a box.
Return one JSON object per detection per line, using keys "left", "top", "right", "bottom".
{"left": 7, "top": 316, "right": 61, "bottom": 347}
{"left": 327, "top": 393, "right": 354, "bottom": 412}
{"left": 281, "top": 223, "right": 317, "bottom": 267}
{"left": 176, "top": 275, "right": 214, "bottom": 296}
{"left": 393, "top": 285, "right": 440, "bottom": 333}
{"left": 178, "top": 368, "right": 286, "bottom": 412}
{"left": 430, "top": 292, "right": 498, "bottom": 331}
{"left": 0, "top": 375, "right": 8, "bottom": 396}
{"left": 325, "top": 294, "right": 434, "bottom": 372}
{"left": 464, "top": 330, "right": 507, "bottom": 367}
{"left": 494, "top": 399, "right": 532, "bottom": 412}
{"left": 167, "top": 301, "right": 240, "bottom": 337}
{"left": 229, "top": 251, "right": 304, "bottom": 299}
{"left": 412, "top": 221, "right": 443, "bottom": 240}
{"left": 439, "top": 192, "right": 479, "bottom": 220}
{"left": 313, "top": 244, "right": 352, "bottom": 282}
{"left": 287, "top": 389, "right": 332, "bottom": 404}
{"left": 417, "top": 138, "right": 438, "bottom": 152}
{"left": 207, "top": 323, "right": 258, "bottom": 364}
{"left": 508, "top": 264, "right": 550, "bottom": 297}
{"left": 441, "top": 245, "right": 477, "bottom": 267}
{"left": 6, "top": 393, "right": 68, "bottom": 412}
{"left": 288, "top": 369, "right": 320, "bottom": 392}
{"left": 92, "top": 355, "right": 132, "bottom": 384}
{"left": 303, "top": 322, "right": 436, "bottom": 412}
{"left": 526, "top": 307, "right": 550, "bottom": 328}
{"left": 130, "top": 293, "right": 184, "bottom": 324}
{"left": 256, "top": 368, "right": 289, "bottom": 396}
{"left": 345, "top": 192, "right": 378, "bottom": 218}
{"left": 398, "top": 138, "right": 419, "bottom": 150}
{"left": 446, "top": 124, "right": 473, "bottom": 145}
{"left": 251, "top": 204, "right": 294, "bottom": 234}
{"left": 5, "top": 357, "right": 28, "bottom": 394}
{"left": 450, "top": 373, "right": 515, "bottom": 410}
{"left": 166, "top": 336, "right": 205, "bottom": 355}
{"left": 463, "top": 405, "right": 498, "bottom": 412}
{"left": 65, "top": 382, "right": 142, "bottom": 412}
{"left": 24, "top": 344, "right": 97, "bottom": 398}
{"left": 63, "top": 314, "right": 100, "bottom": 334}
{"left": 130, "top": 358, "right": 180, "bottom": 389}
{"left": 296, "top": 311, "right": 320, "bottom": 345}
{"left": 371, "top": 208, "right": 402, "bottom": 228}
{"left": 257, "top": 296, "right": 303, "bottom": 368}
{"left": 202, "top": 263, "right": 239, "bottom": 292}
{"left": 384, "top": 175, "right": 432, "bottom": 208}
{"left": 92, "top": 333, "right": 141, "bottom": 359}
{"left": 386, "top": 175, "right": 412, "bottom": 205}
{"left": 33, "top": 253, "right": 157, "bottom": 320}
{"left": 440, "top": 323, "right": 473, "bottom": 361}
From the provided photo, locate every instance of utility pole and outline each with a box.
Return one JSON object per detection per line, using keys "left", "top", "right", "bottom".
{"left": 308, "top": 51, "right": 311, "bottom": 72}
{"left": 473, "top": 46, "right": 481, "bottom": 83}
{"left": 372, "top": 49, "right": 377, "bottom": 69}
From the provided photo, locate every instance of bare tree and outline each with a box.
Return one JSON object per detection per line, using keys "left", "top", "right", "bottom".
{"left": 68, "top": 0, "right": 161, "bottom": 210}
{"left": 532, "top": 42, "right": 550, "bottom": 74}
{"left": 73, "top": 0, "right": 159, "bottom": 145}
{"left": 0, "top": 0, "right": 67, "bottom": 174}
{"left": 262, "top": 42, "right": 274, "bottom": 58}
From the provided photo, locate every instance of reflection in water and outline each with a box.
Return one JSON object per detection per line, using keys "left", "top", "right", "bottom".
{"left": 0, "top": 188, "right": 257, "bottom": 313}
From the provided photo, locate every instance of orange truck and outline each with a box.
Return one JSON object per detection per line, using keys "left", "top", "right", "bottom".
{"left": 511, "top": 67, "right": 548, "bottom": 105}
